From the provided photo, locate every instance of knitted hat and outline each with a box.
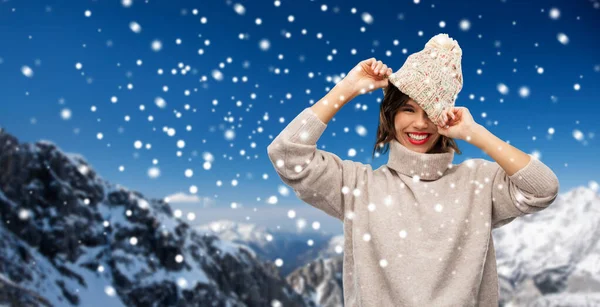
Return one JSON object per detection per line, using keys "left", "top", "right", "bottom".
{"left": 383, "top": 33, "right": 463, "bottom": 127}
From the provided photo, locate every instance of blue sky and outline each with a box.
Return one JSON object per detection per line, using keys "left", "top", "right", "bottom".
{"left": 0, "top": 0, "right": 598, "bottom": 232}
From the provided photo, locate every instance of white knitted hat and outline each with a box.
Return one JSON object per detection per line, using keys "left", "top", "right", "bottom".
{"left": 383, "top": 33, "right": 463, "bottom": 126}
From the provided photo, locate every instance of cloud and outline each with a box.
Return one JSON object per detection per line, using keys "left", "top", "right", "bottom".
{"left": 164, "top": 192, "right": 216, "bottom": 208}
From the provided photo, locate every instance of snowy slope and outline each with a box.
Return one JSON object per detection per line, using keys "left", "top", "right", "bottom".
{"left": 493, "top": 185, "right": 600, "bottom": 306}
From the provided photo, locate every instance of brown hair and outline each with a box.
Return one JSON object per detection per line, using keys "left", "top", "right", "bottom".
{"left": 372, "top": 80, "right": 462, "bottom": 159}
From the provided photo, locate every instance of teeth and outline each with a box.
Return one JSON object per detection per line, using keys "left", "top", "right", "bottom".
{"left": 408, "top": 133, "right": 429, "bottom": 140}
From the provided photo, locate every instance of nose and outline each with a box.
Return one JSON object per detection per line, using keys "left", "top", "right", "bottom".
{"left": 414, "top": 113, "right": 433, "bottom": 127}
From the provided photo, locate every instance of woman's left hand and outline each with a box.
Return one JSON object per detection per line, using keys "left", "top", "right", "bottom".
{"left": 436, "top": 106, "right": 478, "bottom": 141}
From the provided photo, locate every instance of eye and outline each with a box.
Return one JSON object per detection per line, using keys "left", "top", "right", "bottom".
{"left": 404, "top": 109, "right": 414, "bottom": 113}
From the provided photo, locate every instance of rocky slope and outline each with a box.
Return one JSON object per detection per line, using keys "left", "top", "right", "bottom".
{"left": 0, "top": 127, "right": 312, "bottom": 307}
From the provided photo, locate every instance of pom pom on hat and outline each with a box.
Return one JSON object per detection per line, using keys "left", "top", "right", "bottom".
{"left": 425, "top": 33, "right": 462, "bottom": 57}
{"left": 382, "top": 33, "right": 463, "bottom": 127}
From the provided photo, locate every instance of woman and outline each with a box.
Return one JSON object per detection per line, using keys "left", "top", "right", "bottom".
{"left": 267, "top": 34, "right": 559, "bottom": 306}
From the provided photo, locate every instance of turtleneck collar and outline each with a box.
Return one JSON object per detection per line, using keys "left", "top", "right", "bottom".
{"left": 386, "top": 139, "right": 455, "bottom": 181}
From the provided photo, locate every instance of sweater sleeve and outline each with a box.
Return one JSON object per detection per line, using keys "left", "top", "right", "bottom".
{"left": 489, "top": 157, "right": 560, "bottom": 229}
{"left": 266, "top": 107, "right": 372, "bottom": 222}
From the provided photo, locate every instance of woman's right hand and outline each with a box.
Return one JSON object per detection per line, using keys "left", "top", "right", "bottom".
{"left": 342, "top": 58, "right": 393, "bottom": 96}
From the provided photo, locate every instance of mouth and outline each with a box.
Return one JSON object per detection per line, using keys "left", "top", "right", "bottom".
{"left": 406, "top": 133, "right": 431, "bottom": 145}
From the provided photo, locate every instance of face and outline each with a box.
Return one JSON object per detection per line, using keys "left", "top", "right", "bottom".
{"left": 394, "top": 99, "right": 441, "bottom": 153}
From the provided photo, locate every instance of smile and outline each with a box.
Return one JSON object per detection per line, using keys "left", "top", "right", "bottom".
{"left": 406, "top": 133, "right": 431, "bottom": 145}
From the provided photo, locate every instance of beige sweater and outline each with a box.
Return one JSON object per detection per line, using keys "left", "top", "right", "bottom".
{"left": 267, "top": 107, "right": 559, "bottom": 306}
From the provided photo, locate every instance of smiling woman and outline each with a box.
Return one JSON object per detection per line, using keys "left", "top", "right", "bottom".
{"left": 267, "top": 34, "right": 559, "bottom": 307}
{"left": 372, "top": 81, "right": 462, "bottom": 158}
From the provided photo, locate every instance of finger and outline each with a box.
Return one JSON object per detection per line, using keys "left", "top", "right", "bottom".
{"left": 387, "top": 68, "right": 393, "bottom": 76}
{"left": 380, "top": 65, "right": 387, "bottom": 76}
{"left": 438, "top": 118, "right": 445, "bottom": 127}
{"left": 374, "top": 61, "right": 383, "bottom": 74}
{"left": 456, "top": 108, "right": 463, "bottom": 117}
{"left": 371, "top": 59, "right": 377, "bottom": 70}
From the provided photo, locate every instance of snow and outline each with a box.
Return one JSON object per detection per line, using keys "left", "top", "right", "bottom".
{"left": 62, "top": 258, "right": 127, "bottom": 307}
{"left": 0, "top": 225, "right": 125, "bottom": 306}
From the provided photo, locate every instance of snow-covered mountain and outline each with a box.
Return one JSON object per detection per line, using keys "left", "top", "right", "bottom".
{"left": 0, "top": 128, "right": 313, "bottom": 307}
{"left": 195, "top": 221, "right": 347, "bottom": 305}
{"left": 493, "top": 185, "right": 600, "bottom": 306}
{"left": 195, "top": 220, "right": 342, "bottom": 276}
{"left": 285, "top": 256, "right": 344, "bottom": 307}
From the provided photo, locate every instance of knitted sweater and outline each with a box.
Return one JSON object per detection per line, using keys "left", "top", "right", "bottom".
{"left": 266, "top": 107, "right": 559, "bottom": 306}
